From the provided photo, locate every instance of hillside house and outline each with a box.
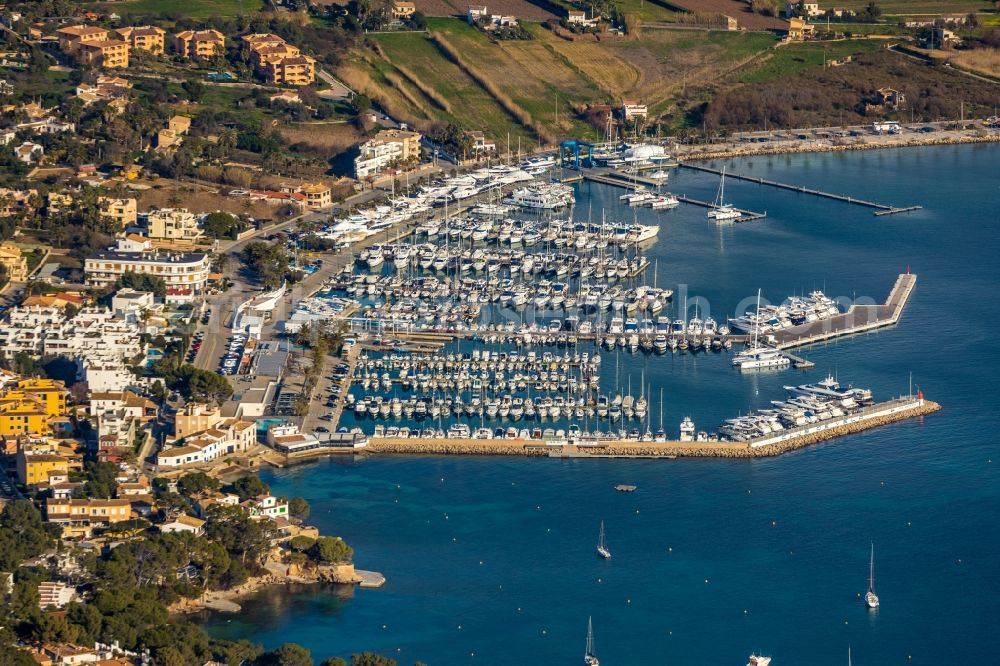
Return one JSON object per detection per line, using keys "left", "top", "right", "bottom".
{"left": 467, "top": 5, "right": 488, "bottom": 23}
{"left": 621, "top": 100, "right": 647, "bottom": 119}
{"left": 392, "top": 1, "right": 417, "bottom": 19}
{"left": 466, "top": 131, "right": 497, "bottom": 155}
{"left": 786, "top": 17, "right": 815, "bottom": 41}
{"left": 566, "top": 10, "right": 597, "bottom": 26}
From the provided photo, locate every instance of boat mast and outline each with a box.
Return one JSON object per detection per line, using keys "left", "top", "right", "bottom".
{"left": 868, "top": 542, "right": 875, "bottom": 594}
{"left": 586, "top": 616, "right": 595, "bottom": 657}
{"left": 752, "top": 288, "right": 762, "bottom": 348}
{"left": 659, "top": 386, "right": 664, "bottom": 432}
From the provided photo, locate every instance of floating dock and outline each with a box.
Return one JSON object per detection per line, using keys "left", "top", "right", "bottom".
{"left": 582, "top": 171, "right": 767, "bottom": 221}
{"left": 679, "top": 163, "right": 921, "bottom": 216}
{"left": 674, "top": 195, "right": 767, "bottom": 222}
{"left": 772, "top": 273, "right": 916, "bottom": 349}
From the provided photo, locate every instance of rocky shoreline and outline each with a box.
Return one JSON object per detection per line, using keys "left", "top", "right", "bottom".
{"left": 359, "top": 401, "right": 941, "bottom": 459}
{"left": 169, "top": 563, "right": 367, "bottom": 615}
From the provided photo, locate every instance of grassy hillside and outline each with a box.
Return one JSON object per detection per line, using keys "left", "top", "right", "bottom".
{"left": 343, "top": 18, "right": 780, "bottom": 145}
{"left": 834, "top": 0, "right": 993, "bottom": 14}
{"left": 102, "top": 0, "right": 264, "bottom": 17}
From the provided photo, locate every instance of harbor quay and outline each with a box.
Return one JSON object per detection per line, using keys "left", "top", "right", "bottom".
{"left": 269, "top": 397, "right": 939, "bottom": 463}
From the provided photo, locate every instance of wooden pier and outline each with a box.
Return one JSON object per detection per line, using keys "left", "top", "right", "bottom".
{"left": 679, "top": 163, "right": 921, "bottom": 216}
{"left": 772, "top": 273, "right": 917, "bottom": 349}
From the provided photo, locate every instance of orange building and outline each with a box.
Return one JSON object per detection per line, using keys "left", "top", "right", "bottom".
{"left": 78, "top": 40, "right": 130, "bottom": 68}
{"left": 174, "top": 29, "right": 225, "bottom": 59}
{"left": 242, "top": 33, "right": 315, "bottom": 86}
{"left": 55, "top": 25, "right": 109, "bottom": 53}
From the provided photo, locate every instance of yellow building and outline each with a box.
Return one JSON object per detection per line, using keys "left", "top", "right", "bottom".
{"left": 46, "top": 498, "right": 132, "bottom": 525}
{"left": 174, "top": 29, "right": 225, "bottom": 59}
{"left": 78, "top": 40, "right": 130, "bottom": 69}
{"left": 16, "top": 378, "right": 69, "bottom": 417}
{"left": 115, "top": 26, "right": 165, "bottom": 55}
{"left": 0, "top": 242, "right": 28, "bottom": 282}
{"left": 174, "top": 402, "right": 222, "bottom": 439}
{"left": 787, "top": 18, "right": 815, "bottom": 41}
{"left": 0, "top": 400, "right": 49, "bottom": 437}
{"left": 55, "top": 25, "right": 109, "bottom": 53}
{"left": 392, "top": 1, "right": 417, "bottom": 19}
{"left": 266, "top": 55, "right": 315, "bottom": 86}
{"left": 99, "top": 197, "right": 137, "bottom": 228}
{"left": 16, "top": 451, "right": 69, "bottom": 486}
{"left": 299, "top": 183, "right": 332, "bottom": 210}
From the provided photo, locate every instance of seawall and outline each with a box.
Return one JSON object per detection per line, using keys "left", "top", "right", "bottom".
{"left": 676, "top": 133, "right": 1000, "bottom": 162}
{"left": 360, "top": 399, "right": 940, "bottom": 459}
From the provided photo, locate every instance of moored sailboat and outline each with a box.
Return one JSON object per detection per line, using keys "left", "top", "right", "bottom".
{"left": 584, "top": 616, "right": 600, "bottom": 666}
{"left": 596, "top": 521, "right": 611, "bottom": 560}
{"left": 866, "top": 542, "right": 880, "bottom": 608}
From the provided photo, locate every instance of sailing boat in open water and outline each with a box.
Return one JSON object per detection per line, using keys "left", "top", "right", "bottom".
{"left": 596, "top": 521, "right": 611, "bottom": 560}
{"left": 707, "top": 167, "right": 742, "bottom": 221}
{"left": 866, "top": 542, "right": 880, "bottom": 608}
{"left": 584, "top": 616, "right": 600, "bottom": 666}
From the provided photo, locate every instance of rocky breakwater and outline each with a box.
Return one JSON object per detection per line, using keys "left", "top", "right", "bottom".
{"left": 364, "top": 400, "right": 940, "bottom": 459}
{"left": 749, "top": 399, "right": 941, "bottom": 457}
{"left": 678, "top": 133, "right": 1000, "bottom": 162}
{"left": 366, "top": 437, "right": 550, "bottom": 456}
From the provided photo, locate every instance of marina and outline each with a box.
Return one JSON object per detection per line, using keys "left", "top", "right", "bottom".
{"left": 201, "top": 144, "right": 1000, "bottom": 666}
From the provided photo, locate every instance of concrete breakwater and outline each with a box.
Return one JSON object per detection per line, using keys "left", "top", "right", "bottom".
{"left": 676, "top": 133, "right": 1000, "bottom": 162}
{"left": 362, "top": 400, "right": 940, "bottom": 459}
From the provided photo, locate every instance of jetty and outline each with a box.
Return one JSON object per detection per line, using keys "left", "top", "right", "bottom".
{"left": 772, "top": 273, "right": 916, "bottom": 349}
{"left": 580, "top": 170, "right": 767, "bottom": 220}
{"left": 678, "top": 162, "right": 921, "bottom": 216}
{"left": 359, "top": 396, "right": 939, "bottom": 459}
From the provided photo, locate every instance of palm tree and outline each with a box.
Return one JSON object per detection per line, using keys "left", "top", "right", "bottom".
{"left": 218, "top": 127, "right": 238, "bottom": 154}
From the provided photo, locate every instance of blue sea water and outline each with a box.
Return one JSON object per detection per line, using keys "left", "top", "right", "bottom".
{"left": 200, "top": 144, "right": 1000, "bottom": 665}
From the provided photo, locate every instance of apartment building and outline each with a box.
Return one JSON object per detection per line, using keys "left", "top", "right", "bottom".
{"left": 84, "top": 236, "right": 210, "bottom": 302}
{"left": 146, "top": 208, "right": 203, "bottom": 241}
{"left": 99, "top": 197, "right": 137, "bottom": 228}
{"left": 242, "top": 33, "right": 316, "bottom": 86}
{"left": 156, "top": 418, "right": 256, "bottom": 467}
{"left": 354, "top": 129, "right": 423, "bottom": 179}
{"left": 16, "top": 451, "right": 69, "bottom": 486}
{"left": 78, "top": 39, "right": 130, "bottom": 69}
{"left": 278, "top": 182, "right": 332, "bottom": 210}
{"left": 115, "top": 25, "right": 165, "bottom": 54}
{"left": 174, "top": 402, "right": 222, "bottom": 438}
{"left": 55, "top": 25, "right": 108, "bottom": 53}
{"left": 174, "top": 29, "right": 225, "bottom": 59}
{"left": 46, "top": 498, "right": 132, "bottom": 535}
{"left": 0, "top": 241, "right": 28, "bottom": 281}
